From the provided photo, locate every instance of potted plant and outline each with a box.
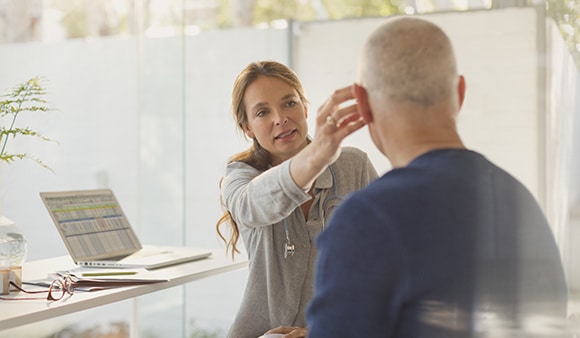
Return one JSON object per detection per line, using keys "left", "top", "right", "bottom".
{"left": 0, "top": 77, "right": 55, "bottom": 268}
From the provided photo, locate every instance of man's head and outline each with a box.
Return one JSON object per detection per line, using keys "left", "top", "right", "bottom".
{"left": 354, "top": 16, "right": 466, "bottom": 165}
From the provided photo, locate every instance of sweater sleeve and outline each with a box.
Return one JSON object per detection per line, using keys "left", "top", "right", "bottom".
{"left": 221, "top": 159, "right": 311, "bottom": 228}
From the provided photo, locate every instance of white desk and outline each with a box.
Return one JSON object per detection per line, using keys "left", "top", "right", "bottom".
{"left": 0, "top": 250, "right": 248, "bottom": 331}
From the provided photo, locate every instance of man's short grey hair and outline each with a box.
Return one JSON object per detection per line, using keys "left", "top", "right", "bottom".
{"left": 360, "top": 17, "right": 458, "bottom": 107}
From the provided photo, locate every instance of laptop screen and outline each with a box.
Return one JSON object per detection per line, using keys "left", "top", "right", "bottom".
{"left": 41, "top": 189, "right": 142, "bottom": 261}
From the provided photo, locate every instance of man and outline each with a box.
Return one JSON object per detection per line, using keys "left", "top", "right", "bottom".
{"left": 306, "top": 16, "right": 568, "bottom": 337}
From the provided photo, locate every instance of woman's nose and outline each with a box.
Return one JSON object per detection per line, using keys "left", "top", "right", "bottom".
{"left": 274, "top": 113, "right": 288, "bottom": 126}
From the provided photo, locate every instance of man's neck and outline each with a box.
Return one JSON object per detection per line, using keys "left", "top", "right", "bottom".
{"left": 387, "top": 128, "right": 465, "bottom": 168}
{"left": 375, "top": 97, "right": 465, "bottom": 168}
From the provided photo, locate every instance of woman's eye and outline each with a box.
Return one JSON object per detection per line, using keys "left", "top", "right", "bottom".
{"left": 285, "top": 100, "right": 297, "bottom": 108}
{"left": 256, "top": 110, "right": 267, "bottom": 117}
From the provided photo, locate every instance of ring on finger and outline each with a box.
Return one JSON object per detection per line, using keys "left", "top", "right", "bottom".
{"left": 326, "top": 115, "right": 337, "bottom": 126}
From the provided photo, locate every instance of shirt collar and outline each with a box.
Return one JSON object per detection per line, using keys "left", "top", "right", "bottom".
{"left": 314, "top": 166, "right": 333, "bottom": 189}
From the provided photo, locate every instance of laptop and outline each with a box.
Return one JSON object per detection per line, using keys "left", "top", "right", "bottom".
{"left": 40, "top": 189, "right": 212, "bottom": 269}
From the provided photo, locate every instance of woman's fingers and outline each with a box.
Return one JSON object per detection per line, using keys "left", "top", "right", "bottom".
{"left": 334, "top": 103, "right": 360, "bottom": 126}
{"left": 305, "top": 84, "right": 367, "bottom": 167}
{"left": 316, "top": 86, "right": 355, "bottom": 125}
{"left": 323, "top": 101, "right": 367, "bottom": 139}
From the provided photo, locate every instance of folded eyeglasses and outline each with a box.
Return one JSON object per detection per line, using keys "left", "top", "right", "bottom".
{"left": 0, "top": 274, "right": 74, "bottom": 301}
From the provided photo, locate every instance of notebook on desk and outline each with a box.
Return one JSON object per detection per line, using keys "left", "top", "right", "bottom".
{"left": 40, "top": 189, "right": 211, "bottom": 270}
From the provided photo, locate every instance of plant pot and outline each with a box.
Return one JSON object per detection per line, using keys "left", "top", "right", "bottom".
{"left": 0, "top": 215, "right": 28, "bottom": 268}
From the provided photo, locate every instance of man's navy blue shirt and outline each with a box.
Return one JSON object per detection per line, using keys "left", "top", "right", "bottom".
{"left": 307, "top": 149, "right": 568, "bottom": 337}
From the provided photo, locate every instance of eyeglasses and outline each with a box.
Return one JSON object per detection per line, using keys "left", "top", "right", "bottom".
{"left": 0, "top": 275, "right": 74, "bottom": 301}
{"left": 47, "top": 274, "right": 75, "bottom": 301}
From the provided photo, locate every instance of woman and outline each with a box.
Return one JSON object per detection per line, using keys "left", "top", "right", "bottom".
{"left": 216, "top": 61, "right": 378, "bottom": 338}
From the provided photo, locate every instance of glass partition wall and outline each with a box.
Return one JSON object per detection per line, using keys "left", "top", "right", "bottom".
{"left": 0, "top": 0, "right": 208, "bottom": 336}
{"left": 0, "top": 0, "right": 285, "bottom": 336}
{"left": 136, "top": 1, "right": 188, "bottom": 337}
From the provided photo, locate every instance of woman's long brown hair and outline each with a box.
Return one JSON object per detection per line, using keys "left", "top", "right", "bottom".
{"left": 216, "top": 60, "right": 308, "bottom": 259}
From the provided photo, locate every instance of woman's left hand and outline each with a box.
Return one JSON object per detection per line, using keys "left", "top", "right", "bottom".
{"left": 289, "top": 84, "right": 367, "bottom": 191}
{"left": 311, "top": 84, "right": 368, "bottom": 166}
{"left": 264, "top": 325, "right": 308, "bottom": 338}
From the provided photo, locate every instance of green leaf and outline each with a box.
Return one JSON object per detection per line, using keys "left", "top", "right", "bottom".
{"left": 0, "top": 76, "right": 56, "bottom": 173}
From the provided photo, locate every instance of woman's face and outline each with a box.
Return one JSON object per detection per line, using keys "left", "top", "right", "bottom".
{"left": 242, "top": 76, "right": 308, "bottom": 165}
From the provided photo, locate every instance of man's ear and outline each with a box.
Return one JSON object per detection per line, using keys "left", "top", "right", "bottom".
{"left": 457, "top": 75, "right": 466, "bottom": 109}
{"left": 352, "top": 83, "right": 373, "bottom": 123}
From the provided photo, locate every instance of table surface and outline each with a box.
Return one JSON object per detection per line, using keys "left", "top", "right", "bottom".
{"left": 0, "top": 250, "right": 248, "bottom": 331}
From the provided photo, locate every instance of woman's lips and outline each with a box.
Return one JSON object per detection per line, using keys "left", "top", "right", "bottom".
{"left": 275, "top": 129, "right": 297, "bottom": 140}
